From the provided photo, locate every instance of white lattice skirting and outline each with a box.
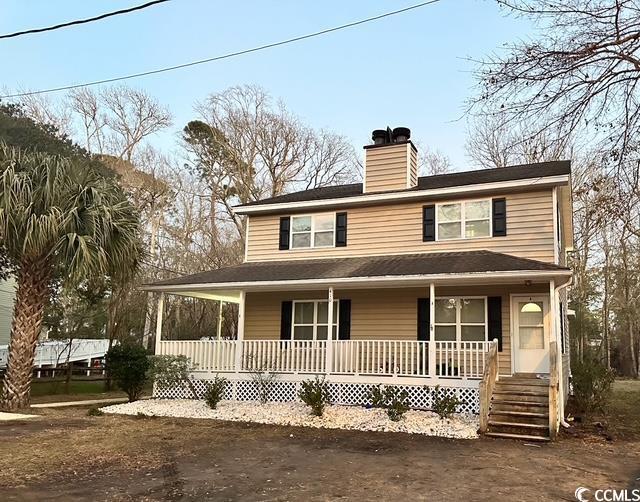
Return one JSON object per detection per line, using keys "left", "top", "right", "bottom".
{"left": 154, "top": 378, "right": 480, "bottom": 414}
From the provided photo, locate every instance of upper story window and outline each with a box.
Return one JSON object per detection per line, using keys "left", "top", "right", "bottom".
{"left": 437, "top": 200, "right": 491, "bottom": 240}
{"left": 291, "top": 214, "right": 335, "bottom": 249}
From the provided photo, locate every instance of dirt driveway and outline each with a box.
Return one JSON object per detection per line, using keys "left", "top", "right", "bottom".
{"left": 1, "top": 403, "right": 638, "bottom": 502}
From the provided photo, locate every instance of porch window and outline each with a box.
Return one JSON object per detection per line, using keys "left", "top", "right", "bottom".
{"left": 434, "top": 297, "right": 487, "bottom": 342}
{"left": 291, "top": 214, "right": 335, "bottom": 249}
{"left": 292, "top": 300, "right": 338, "bottom": 340}
{"left": 436, "top": 200, "right": 491, "bottom": 240}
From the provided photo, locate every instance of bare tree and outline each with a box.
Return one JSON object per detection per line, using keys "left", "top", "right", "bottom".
{"left": 11, "top": 90, "right": 74, "bottom": 137}
{"left": 185, "top": 85, "right": 358, "bottom": 241}
{"left": 469, "top": 0, "right": 640, "bottom": 178}
{"left": 466, "top": 115, "right": 572, "bottom": 169}
{"left": 101, "top": 86, "right": 172, "bottom": 162}
{"left": 419, "top": 145, "right": 452, "bottom": 175}
{"left": 68, "top": 87, "right": 106, "bottom": 153}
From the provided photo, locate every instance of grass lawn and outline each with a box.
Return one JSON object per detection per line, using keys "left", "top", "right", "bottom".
{"left": 31, "top": 379, "right": 109, "bottom": 397}
{"left": 28, "top": 378, "right": 152, "bottom": 404}
{"left": 0, "top": 379, "right": 637, "bottom": 501}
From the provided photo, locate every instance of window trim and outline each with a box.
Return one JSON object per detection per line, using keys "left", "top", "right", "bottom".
{"left": 435, "top": 199, "right": 492, "bottom": 241}
{"left": 434, "top": 296, "right": 488, "bottom": 343}
{"left": 291, "top": 299, "right": 339, "bottom": 341}
{"left": 290, "top": 212, "right": 336, "bottom": 250}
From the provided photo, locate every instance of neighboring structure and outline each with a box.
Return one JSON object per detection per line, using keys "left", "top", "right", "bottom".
{"left": 145, "top": 127, "right": 573, "bottom": 441}
{"left": 0, "top": 278, "right": 16, "bottom": 346}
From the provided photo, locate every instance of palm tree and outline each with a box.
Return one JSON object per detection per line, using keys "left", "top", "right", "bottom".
{"left": 0, "top": 144, "right": 141, "bottom": 411}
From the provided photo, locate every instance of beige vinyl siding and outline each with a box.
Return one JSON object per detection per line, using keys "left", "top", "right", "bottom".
{"left": 244, "top": 284, "right": 549, "bottom": 375}
{"left": 409, "top": 146, "right": 418, "bottom": 187}
{"left": 246, "top": 190, "right": 556, "bottom": 263}
{"left": 364, "top": 143, "right": 411, "bottom": 192}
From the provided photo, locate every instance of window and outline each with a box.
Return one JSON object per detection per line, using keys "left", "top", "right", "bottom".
{"left": 434, "top": 297, "right": 487, "bottom": 342}
{"left": 292, "top": 300, "right": 339, "bottom": 340}
{"left": 437, "top": 200, "right": 491, "bottom": 240}
{"left": 291, "top": 214, "right": 335, "bottom": 249}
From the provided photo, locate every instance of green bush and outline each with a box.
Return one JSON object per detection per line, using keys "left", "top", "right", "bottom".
{"left": 384, "top": 386, "right": 410, "bottom": 422}
{"left": 204, "top": 376, "right": 228, "bottom": 409}
{"left": 365, "top": 385, "right": 386, "bottom": 408}
{"left": 431, "top": 385, "right": 463, "bottom": 419}
{"left": 299, "top": 377, "right": 331, "bottom": 416}
{"left": 87, "top": 406, "right": 104, "bottom": 417}
{"left": 571, "top": 357, "right": 615, "bottom": 415}
{"left": 365, "top": 385, "right": 410, "bottom": 421}
{"left": 105, "top": 342, "right": 150, "bottom": 402}
{"left": 150, "top": 355, "right": 198, "bottom": 399}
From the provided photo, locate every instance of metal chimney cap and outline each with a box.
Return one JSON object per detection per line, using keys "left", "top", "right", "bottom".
{"left": 372, "top": 129, "right": 389, "bottom": 145}
{"left": 392, "top": 127, "right": 411, "bottom": 142}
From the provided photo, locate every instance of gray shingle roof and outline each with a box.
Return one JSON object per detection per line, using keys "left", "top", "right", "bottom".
{"left": 236, "top": 160, "right": 571, "bottom": 208}
{"left": 146, "top": 251, "right": 570, "bottom": 288}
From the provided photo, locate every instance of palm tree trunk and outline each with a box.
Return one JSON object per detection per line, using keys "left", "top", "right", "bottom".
{"left": 1, "top": 260, "right": 49, "bottom": 411}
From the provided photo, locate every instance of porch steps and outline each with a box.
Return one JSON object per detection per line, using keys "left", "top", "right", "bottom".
{"left": 485, "top": 374, "right": 551, "bottom": 441}
{"left": 485, "top": 432, "right": 550, "bottom": 442}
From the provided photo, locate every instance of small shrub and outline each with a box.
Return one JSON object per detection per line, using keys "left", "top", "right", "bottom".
{"left": 87, "top": 407, "right": 104, "bottom": 417}
{"left": 431, "top": 385, "right": 463, "bottom": 419}
{"left": 384, "top": 386, "right": 410, "bottom": 422}
{"left": 365, "top": 385, "right": 386, "bottom": 408}
{"left": 571, "top": 357, "right": 615, "bottom": 415}
{"left": 299, "top": 377, "right": 331, "bottom": 416}
{"left": 105, "top": 342, "right": 150, "bottom": 402}
{"left": 204, "top": 376, "right": 228, "bottom": 409}
{"left": 246, "top": 356, "right": 279, "bottom": 404}
{"left": 150, "top": 355, "right": 198, "bottom": 399}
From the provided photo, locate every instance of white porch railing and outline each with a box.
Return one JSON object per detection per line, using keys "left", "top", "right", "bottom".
{"left": 242, "top": 340, "right": 326, "bottom": 374}
{"left": 158, "top": 340, "right": 236, "bottom": 372}
{"left": 157, "top": 339, "right": 493, "bottom": 379}
{"left": 332, "top": 340, "right": 430, "bottom": 377}
{"left": 434, "top": 341, "right": 489, "bottom": 379}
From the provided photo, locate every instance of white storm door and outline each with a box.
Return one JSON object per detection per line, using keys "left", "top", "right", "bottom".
{"left": 512, "top": 296, "right": 549, "bottom": 374}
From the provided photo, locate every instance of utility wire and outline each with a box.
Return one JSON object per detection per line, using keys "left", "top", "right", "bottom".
{"left": 0, "top": 0, "right": 172, "bottom": 40}
{"left": 0, "top": 0, "right": 441, "bottom": 99}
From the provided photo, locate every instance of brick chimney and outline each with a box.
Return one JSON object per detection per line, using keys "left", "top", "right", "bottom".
{"left": 363, "top": 127, "right": 418, "bottom": 193}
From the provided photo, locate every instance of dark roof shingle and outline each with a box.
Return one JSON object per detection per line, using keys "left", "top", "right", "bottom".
{"left": 236, "top": 160, "right": 570, "bottom": 208}
{"left": 146, "top": 251, "right": 569, "bottom": 288}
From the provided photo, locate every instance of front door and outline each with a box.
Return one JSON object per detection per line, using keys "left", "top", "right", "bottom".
{"left": 512, "top": 296, "right": 550, "bottom": 374}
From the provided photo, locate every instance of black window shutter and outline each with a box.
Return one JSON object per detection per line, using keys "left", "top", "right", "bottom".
{"left": 336, "top": 212, "right": 348, "bottom": 247}
{"left": 417, "top": 298, "right": 430, "bottom": 341}
{"left": 422, "top": 205, "right": 435, "bottom": 242}
{"left": 279, "top": 216, "right": 290, "bottom": 250}
{"left": 487, "top": 296, "right": 502, "bottom": 351}
{"left": 338, "top": 299, "right": 351, "bottom": 340}
{"left": 280, "top": 301, "right": 293, "bottom": 340}
{"left": 492, "top": 198, "right": 507, "bottom": 237}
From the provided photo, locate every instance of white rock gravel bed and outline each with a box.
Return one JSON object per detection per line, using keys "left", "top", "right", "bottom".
{"left": 101, "top": 399, "right": 479, "bottom": 439}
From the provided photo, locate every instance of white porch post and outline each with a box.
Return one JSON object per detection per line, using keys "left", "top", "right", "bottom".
{"left": 217, "top": 300, "right": 223, "bottom": 341}
{"left": 326, "top": 287, "right": 334, "bottom": 375}
{"left": 549, "top": 280, "right": 557, "bottom": 344}
{"left": 154, "top": 293, "right": 165, "bottom": 355}
{"left": 429, "top": 283, "right": 436, "bottom": 377}
{"left": 550, "top": 279, "right": 566, "bottom": 421}
{"left": 235, "top": 291, "right": 246, "bottom": 373}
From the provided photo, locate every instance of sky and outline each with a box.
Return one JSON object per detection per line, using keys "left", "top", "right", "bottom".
{"left": 0, "top": 0, "right": 534, "bottom": 170}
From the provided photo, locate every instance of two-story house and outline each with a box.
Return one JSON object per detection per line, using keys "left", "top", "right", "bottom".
{"left": 146, "top": 127, "right": 573, "bottom": 441}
